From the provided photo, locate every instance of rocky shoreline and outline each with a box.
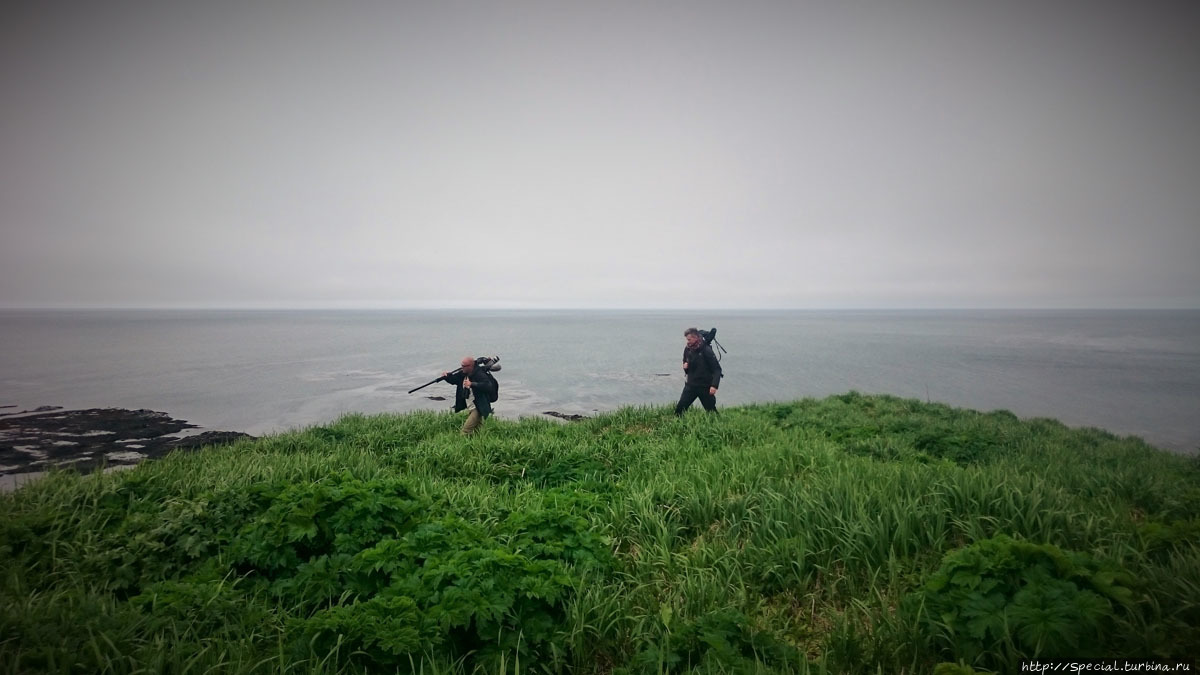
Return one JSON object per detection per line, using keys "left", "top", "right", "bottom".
{"left": 542, "top": 411, "right": 589, "bottom": 422}
{"left": 0, "top": 404, "right": 609, "bottom": 493}
{"left": 0, "top": 407, "right": 253, "bottom": 477}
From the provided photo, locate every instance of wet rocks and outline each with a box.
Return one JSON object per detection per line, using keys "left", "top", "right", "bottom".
{"left": 168, "top": 430, "right": 255, "bottom": 449}
{"left": 0, "top": 408, "right": 253, "bottom": 475}
{"left": 0, "top": 405, "right": 64, "bottom": 417}
{"left": 542, "top": 411, "right": 589, "bottom": 422}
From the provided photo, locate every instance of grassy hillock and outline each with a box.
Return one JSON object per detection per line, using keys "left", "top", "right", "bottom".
{"left": 2, "top": 393, "right": 1198, "bottom": 674}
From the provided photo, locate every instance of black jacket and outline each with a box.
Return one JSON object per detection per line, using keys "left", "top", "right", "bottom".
{"left": 444, "top": 368, "right": 497, "bottom": 413}
{"left": 683, "top": 344, "right": 722, "bottom": 389}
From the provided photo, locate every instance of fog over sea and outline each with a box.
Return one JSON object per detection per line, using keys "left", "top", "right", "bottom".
{"left": 1, "top": 310, "right": 1197, "bottom": 453}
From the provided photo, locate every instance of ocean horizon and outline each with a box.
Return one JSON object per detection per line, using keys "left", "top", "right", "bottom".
{"left": 2, "top": 308, "right": 1197, "bottom": 453}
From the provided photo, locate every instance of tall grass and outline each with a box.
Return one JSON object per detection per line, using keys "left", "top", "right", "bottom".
{"left": 2, "top": 394, "right": 1197, "bottom": 673}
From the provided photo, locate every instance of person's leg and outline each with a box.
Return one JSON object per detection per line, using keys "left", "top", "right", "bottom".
{"left": 461, "top": 409, "right": 482, "bottom": 434}
{"left": 674, "top": 386, "right": 700, "bottom": 416}
{"left": 699, "top": 391, "right": 718, "bottom": 413}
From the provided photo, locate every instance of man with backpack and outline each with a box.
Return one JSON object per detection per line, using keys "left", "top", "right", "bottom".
{"left": 675, "top": 327, "right": 722, "bottom": 415}
{"left": 442, "top": 355, "right": 499, "bottom": 434}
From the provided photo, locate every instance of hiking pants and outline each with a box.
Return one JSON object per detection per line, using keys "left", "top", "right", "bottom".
{"left": 461, "top": 397, "right": 493, "bottom": 434}
{"left": 675, "top": 385, "right": 717, "bottom": 415}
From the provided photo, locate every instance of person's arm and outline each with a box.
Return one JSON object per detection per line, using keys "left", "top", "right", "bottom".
{"left": 443, "top": 371, "right": 464, "bottom": 385}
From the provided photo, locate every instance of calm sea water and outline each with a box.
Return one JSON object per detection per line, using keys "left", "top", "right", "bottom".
{"left": 1, "top": 310, "right": 1197, "bottom": 452}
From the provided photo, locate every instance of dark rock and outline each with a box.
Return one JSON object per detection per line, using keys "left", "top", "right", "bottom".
{"left": 543, "top": 411, "right": 588, "bottom": 422}
{"left": 0, "top": 405, "right": 64, "bottom": 418}
{"left": 655, "top": 373, "right": 671, "bottom": 377}
{"left": 168, "top": 431, "right": 255, "bottom": 449}
{"left": 0, "top": 408, "right": 251, "bottom": 475}
{"left": 426, "top": 395, "right": 446, "bottom": 401}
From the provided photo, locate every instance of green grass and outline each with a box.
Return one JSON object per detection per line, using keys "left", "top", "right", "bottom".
{"left": 2, "top": 393, "right": 1198, "bottom": 674}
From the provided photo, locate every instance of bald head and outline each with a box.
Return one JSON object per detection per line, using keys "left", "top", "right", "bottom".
{"left": 461, "top": 356, "right": 475, "bottom": 373}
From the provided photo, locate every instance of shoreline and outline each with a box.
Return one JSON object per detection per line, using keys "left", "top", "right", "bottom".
{"left": 0, "top": 405, "right": 596, "bottom": 491}
{"left": 3, "top": 399, "right": 1192, "bottom": 495}
{"left": 0, "top": 407, "right": 253, "bottom": 478}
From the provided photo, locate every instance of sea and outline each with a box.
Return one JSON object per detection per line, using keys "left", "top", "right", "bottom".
{"left": 1, "top": 309, "right": 1197, "bottom": 453}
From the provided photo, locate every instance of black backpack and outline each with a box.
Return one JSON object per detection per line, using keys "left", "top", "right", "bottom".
{"left": 482, "top": 369, "right": 499, "bottom": 403}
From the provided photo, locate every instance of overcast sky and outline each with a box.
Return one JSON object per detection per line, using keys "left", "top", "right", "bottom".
{"left": 1, "top": 1, "right": 1197, "bottom": 309}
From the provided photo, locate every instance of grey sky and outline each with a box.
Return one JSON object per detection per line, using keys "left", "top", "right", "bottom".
{"left": 2, "top": 1, "right": 1198, "bottom": 309}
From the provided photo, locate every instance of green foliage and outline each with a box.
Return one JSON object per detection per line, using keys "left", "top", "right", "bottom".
{"left": 2, "top": 473, "right": 273, "bottom": 597}
{"left": 1138, "top": 518, "right": 1200, "bottom": 559}
{"left": 2, "top": 395, "right": 1198, "bottom": 673}
{"left": 772, "top": 393, "right": 1015, "bottom": 466}
{"left": 291, "top": 518, "right": 579, "bottom": 664}
{"left": 226, "top": 476, "right": 614, "bottom": 666}
{"left": 633, "top": 608, "right": 800, "bottom": 672}
{"left": 909, "top": 423, "right": 1002, "bottom": 465}
{"left": 503, "top": 489, "right": 612, "bottom": 566}
{"left": 133, "top": 573, "right": 269, "bottom": 636}
{"left": 906, "top": 535, "right": 1137, "bottom": 669}
{"left": 297, "top": 594, "right": 424, "bottom": 662}
{"left": 933, "top": 663, "right": 992, "bottom": 675}
{"left": 842, "top": 436, "right": 952, "bottom": 466}
{"left": 230, "top": 473, "right": 426, "bottom": 581}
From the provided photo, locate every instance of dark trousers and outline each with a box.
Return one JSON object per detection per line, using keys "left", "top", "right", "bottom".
{"left": 675, "top": 385, "right": 717, "bottom": 415}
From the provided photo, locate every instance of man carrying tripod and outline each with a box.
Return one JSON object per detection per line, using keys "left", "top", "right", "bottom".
{"left": 442, "top": 356, "right": 499, "bottom": 434}
{"left": 675, "top": 327, "right": 722, "bottom": 415}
